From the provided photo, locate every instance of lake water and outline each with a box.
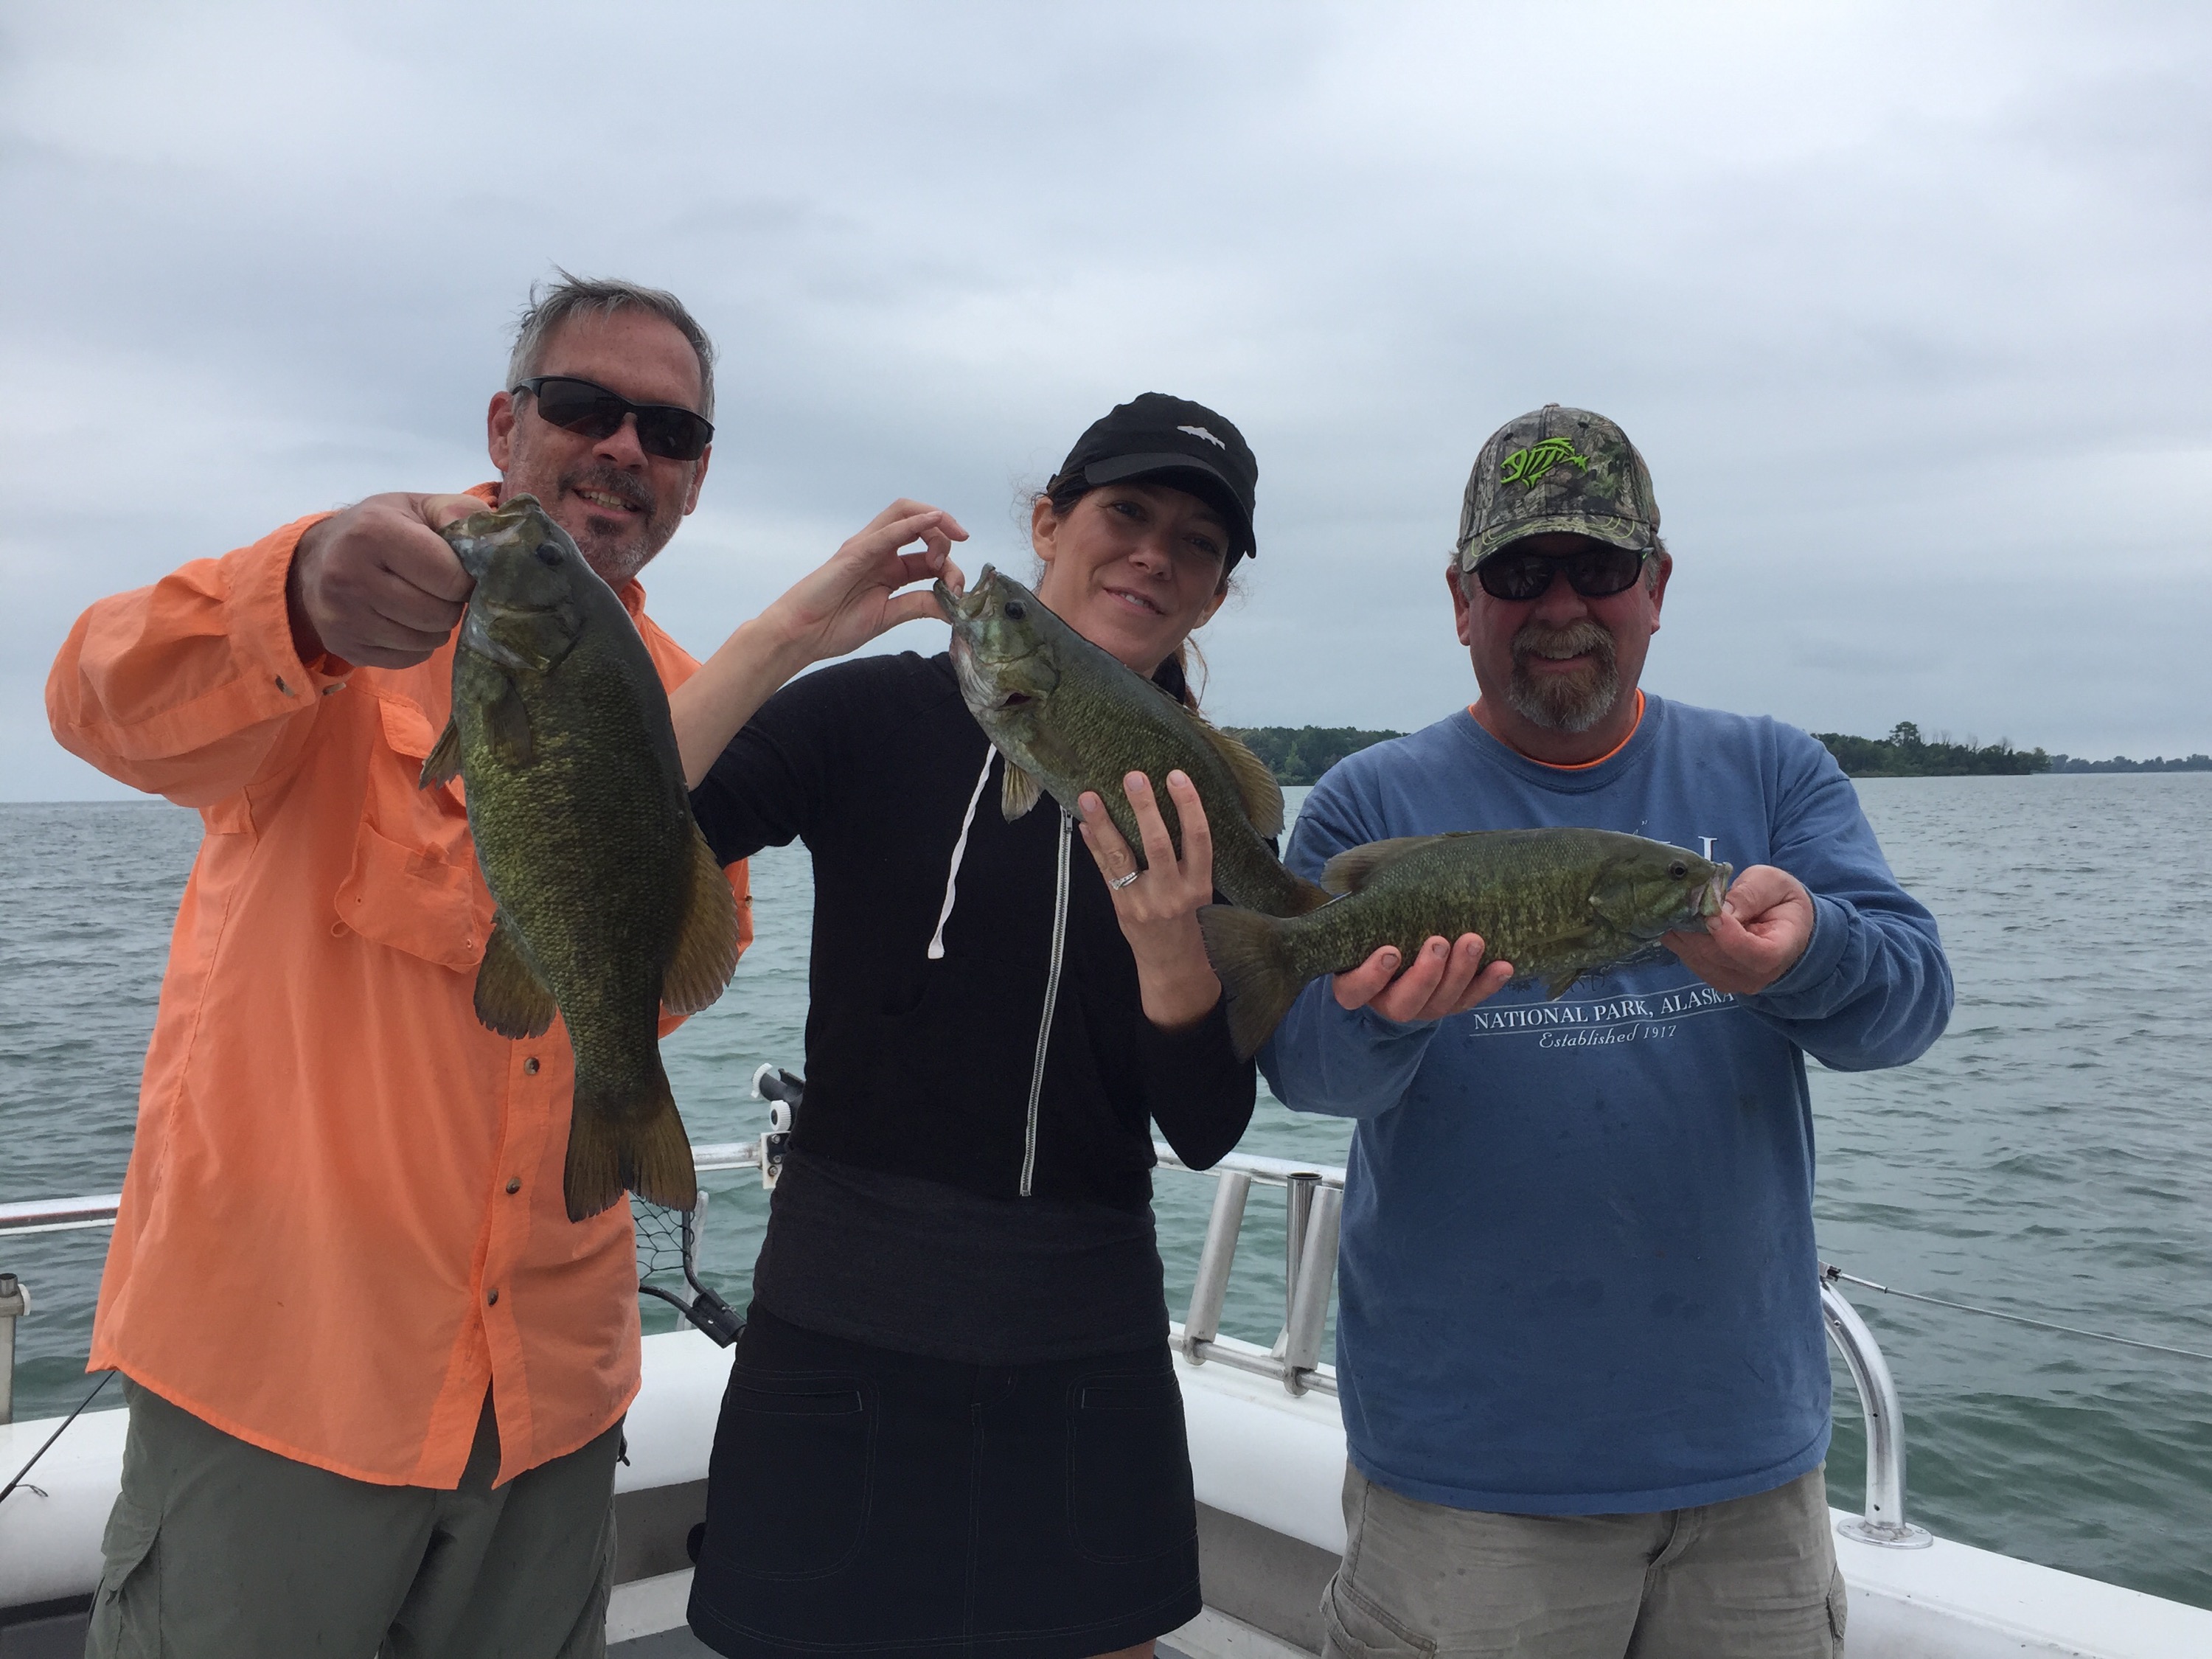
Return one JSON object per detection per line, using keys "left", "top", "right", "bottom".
{"left": 2, "top": 775, "right": 2208, "bottom": 1608}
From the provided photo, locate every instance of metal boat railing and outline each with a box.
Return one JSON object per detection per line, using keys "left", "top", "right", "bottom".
{"left": 0, "top": 1134, "right": 1930, "bottom": 1545}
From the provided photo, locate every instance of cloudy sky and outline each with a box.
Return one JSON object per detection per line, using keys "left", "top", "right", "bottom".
{"left": 6, "top": 1, "right": 2208, "bottom": 800}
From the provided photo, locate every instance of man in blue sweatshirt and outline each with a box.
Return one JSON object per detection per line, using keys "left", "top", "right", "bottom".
{"left": 1262, "top": 405, "right": 1952, "bottom": 1659}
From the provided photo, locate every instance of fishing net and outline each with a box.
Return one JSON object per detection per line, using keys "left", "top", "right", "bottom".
{"left": 633, "top": 1191, "right": 743, "bottom": 1346}
{"left": 633, "top": 1198, "right": 692, "bottom": 1292}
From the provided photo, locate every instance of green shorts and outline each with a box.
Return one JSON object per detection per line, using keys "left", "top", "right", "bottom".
{"left": 87, "top": 1380, "right": 620, "bottom": 1659}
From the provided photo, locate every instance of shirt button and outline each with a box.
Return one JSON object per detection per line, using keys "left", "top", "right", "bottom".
{"left": 487, "top": 1289, "right": 500, "bottom": 1306}
{"left": 524, "top": 1057, "right": 540, "bottom": 1075}
{"left": 505, "top": 1178, "right": 521, "bottom": 1194}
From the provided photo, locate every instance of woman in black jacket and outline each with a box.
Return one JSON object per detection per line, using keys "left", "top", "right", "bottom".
{"left": 671, "top": 394, "right": 1265, "bottom": 1659}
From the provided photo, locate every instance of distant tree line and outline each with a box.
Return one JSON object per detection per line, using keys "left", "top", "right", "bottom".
{"left": 1228, "top": 726, "right": 1402, "bottom": 786}
{"left": 2045, "top": 752, "right": 2212, "bottom": 773}
{"left": 1812, "top": 722, "right": 2049, "bottom": 777}
{"left": 1233, "top": 720, "right": 2209, "bottom": 784}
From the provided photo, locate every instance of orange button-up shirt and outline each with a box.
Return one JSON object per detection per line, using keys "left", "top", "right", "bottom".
{"left": 46, "top": 487, "right": 751, "bottom": 1488}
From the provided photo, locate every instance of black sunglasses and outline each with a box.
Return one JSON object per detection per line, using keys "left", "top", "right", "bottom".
{"left": 1472, "top": 543, "right": 1649, "bottom": 602}
{"left": 512, "top": 376, "right": 714, "bottom": 462}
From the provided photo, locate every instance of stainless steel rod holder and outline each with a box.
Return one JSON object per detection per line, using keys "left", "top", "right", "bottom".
{"left": 1283, "top": 1173, "right": 1320, "bottom": 1335}
{"left": 1183, "top": 1171, "right": 1252, "bottom": 1360}
{"left": 1283, "top": 1186, "right": 1342, "bottom": 1394}
{"left": 0, "top": 1273, "right": 27, "bottom": 1426}
{"left": 1822, "top": 1276, "right": 1933, "bottom": 1548}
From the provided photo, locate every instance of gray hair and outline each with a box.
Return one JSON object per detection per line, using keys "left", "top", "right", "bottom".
{"left": 506, "top": 271, "right": 717, "bottom": 420}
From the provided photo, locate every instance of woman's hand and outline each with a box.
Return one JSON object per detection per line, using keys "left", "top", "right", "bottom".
{"left": 1076, "top": 770, "right": 1222, "bottom": 1032}
{"left": 672, "top": 500, "right": 967, "bottom": 787}
{"left": 758, "top": 499, "right": 969, "bottom": 666}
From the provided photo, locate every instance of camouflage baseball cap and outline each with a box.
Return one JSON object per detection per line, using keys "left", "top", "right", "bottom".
{"left": 1455, "top": 404, "right": 1660, "bottom": 569}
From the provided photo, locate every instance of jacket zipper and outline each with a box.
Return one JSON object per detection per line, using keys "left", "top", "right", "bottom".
{"left": 1020, "top": 810, "right": 1074, "bottom": 1197}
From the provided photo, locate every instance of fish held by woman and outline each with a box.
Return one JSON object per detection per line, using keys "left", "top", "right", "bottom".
{"left": 936, "top": 565, "right": 1329, "bottom": 917}
{"left": 1198, "top": 828, "right": 1730, "bottom": 1059}
{"left": 420, "top": 495, "right": 741, "bottom": 1220}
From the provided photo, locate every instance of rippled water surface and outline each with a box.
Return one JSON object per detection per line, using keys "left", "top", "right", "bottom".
{"left": 3, "top": 776, "right": 2208, "bottom": 1607}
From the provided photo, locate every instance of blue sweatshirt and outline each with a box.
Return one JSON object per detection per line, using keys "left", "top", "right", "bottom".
{"left": 1261, "top": 696, "right": 1951, "bottom": 1514}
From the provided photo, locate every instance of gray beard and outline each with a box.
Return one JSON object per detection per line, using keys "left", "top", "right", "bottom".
{"left": 558, "top": 463, "right": 676, "bottom": 587}
{"left": 1506, "top": 620, "right": 1621, "bottom": 733}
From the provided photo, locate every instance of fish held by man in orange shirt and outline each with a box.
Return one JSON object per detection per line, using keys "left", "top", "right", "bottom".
{"left": 421, "top": 495, "right": 740, "bottom": 1220}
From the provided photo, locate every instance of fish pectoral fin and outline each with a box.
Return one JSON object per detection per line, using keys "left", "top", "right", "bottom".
{"left": 474, "top": 915, "right": 557, "bottom": 1038}
{"left": 661, "top": 827, "right": 744, "bottom": 1017}
{"left": 1000, "top": 760, "right": 1046, "bottom": 821}
{"left": 1320, "top": 834, "right": 1452, "bottom": 896}
{"left": 484, "top": 675, "right": 535, "bottom": 768}
{"left": 419, "top": 717, "right": 464, "bottom": 788}
{"left": 1192, "top": 717, "right": 1286, "bottom": 838}
{"left": 1543, "top": 966, "right": 1586, "bottom": 1000}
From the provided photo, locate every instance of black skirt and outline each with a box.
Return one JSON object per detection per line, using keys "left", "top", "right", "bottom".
{"left": 686, "top": 1304, "right": 1203, "bottom": 1659}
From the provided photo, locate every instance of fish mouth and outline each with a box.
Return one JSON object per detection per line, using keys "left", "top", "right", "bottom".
{"left": 443, "top": 494, "right": 544, "bottom": 575}
{"left": 1698, "top": 865, "right": 1733, "bottom": 921}
{"left": 936, "top": 563, "right": 995, "bottom": 623}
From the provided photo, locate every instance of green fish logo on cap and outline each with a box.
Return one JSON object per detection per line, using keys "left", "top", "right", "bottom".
{"left": 1499, "top": 437, "right": 1589, "bottom": 488}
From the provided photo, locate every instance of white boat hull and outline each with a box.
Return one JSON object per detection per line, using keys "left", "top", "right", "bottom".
{"left": 5, "top": 1330, "right": 2207, "bottom": 1659}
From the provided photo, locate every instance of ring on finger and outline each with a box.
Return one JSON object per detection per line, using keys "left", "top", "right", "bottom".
{"left": 1108, "top": 870, "right": 1140, "bottom": 891}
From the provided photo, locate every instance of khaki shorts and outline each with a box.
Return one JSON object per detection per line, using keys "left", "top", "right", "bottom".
{"left": 87, "top": 1380, "right": 619, "bottom": 1659}
{"left": 1320, "top": 1464, "right": 1846, "bottom": 1659}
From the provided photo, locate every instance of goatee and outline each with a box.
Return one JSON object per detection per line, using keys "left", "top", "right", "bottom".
{"left": 559, "top": 463, "right": 673, "bottom": 587}
{"left": 1506, "top": 620, "right": 1621, "bottom": 733}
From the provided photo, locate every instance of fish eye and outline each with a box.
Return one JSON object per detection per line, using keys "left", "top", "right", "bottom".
{"left": 535, "top": 547, "right": 562, "bottom": 567}
{"left": 1004, "top": 601, "right": 1026, "bottom": 620}
{"left": 1669, "top": 860, "right": 1687, "bottom": 879}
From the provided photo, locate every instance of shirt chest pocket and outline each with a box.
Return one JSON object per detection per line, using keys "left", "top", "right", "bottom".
{"left": 333, "top": 695, "right": 494, "bottom": 972}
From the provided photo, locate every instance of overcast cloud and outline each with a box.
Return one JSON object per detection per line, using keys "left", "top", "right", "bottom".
{"left": 5, "top": 0, "right": 2208, "bottom": 800}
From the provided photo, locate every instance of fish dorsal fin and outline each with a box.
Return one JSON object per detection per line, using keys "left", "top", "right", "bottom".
{"left": 474, "top": 913, "right": 557, "bottom": 1039}
{"left": 1001, "top": 760, "right": 1046, "bottom": 822}
{"left": 419, "top": 717, "right": 463, "bottom": 788}
{"left": 1191, "top": 716, "right": 1285, "bottom": 838}
{"left": 662, "top": 827, "right": 744, "bottom": 1016}
{"left": 1321, "top": 832, "right": 1460, "bottom": 895}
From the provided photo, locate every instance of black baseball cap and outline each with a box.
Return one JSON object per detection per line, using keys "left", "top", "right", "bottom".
{"left": 1050, "top": 392, "right": 1259, "bottom": 564}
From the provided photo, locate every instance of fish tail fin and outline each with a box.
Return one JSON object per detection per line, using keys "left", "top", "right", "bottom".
{"left": 1197, "top": 904, "right": 1309, "bottom": 1061}
{"left": 566, "top": 1061, "right": 698, "bottom": 1222}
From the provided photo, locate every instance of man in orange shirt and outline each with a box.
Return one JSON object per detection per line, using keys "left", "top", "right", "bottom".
{"left": 47, "top": 275, "right": 960, "bottom": 1658}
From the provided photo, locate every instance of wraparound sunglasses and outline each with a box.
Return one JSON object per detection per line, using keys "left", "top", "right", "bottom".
{"left": 1472, "top": 543, "right": 1650, "bottom": 602}
{"left": 512, "top": 376, "right": 714, "bottom": 461}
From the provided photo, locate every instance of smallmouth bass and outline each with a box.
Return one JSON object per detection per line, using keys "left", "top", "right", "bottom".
{"left": 422, "top": 496, "right": 740, "bottom": 1220}
{"left": 1198, "top": 828, "right": 1730, "bottom": 1059}
{"left": 936, "top": 566, "right": 1328, "bottom": 918}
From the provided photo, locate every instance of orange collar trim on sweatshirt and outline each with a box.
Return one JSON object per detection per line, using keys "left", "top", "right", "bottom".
{"left": 1468, "top": 689, "right": 1646, "bottom": 771}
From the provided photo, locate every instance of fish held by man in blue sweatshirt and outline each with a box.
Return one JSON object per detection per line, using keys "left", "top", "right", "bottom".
{"left": 1198, "top": 827, "right": 1731, "bottom": 1060}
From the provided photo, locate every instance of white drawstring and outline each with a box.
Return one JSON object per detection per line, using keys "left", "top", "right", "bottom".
{"left": 927, "top": 743, "right": 999, "bottom": 961}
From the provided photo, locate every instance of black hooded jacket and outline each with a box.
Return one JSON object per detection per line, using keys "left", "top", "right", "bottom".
{"left": 690, "top": 651, "right": 1256, "bottom": 1212}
